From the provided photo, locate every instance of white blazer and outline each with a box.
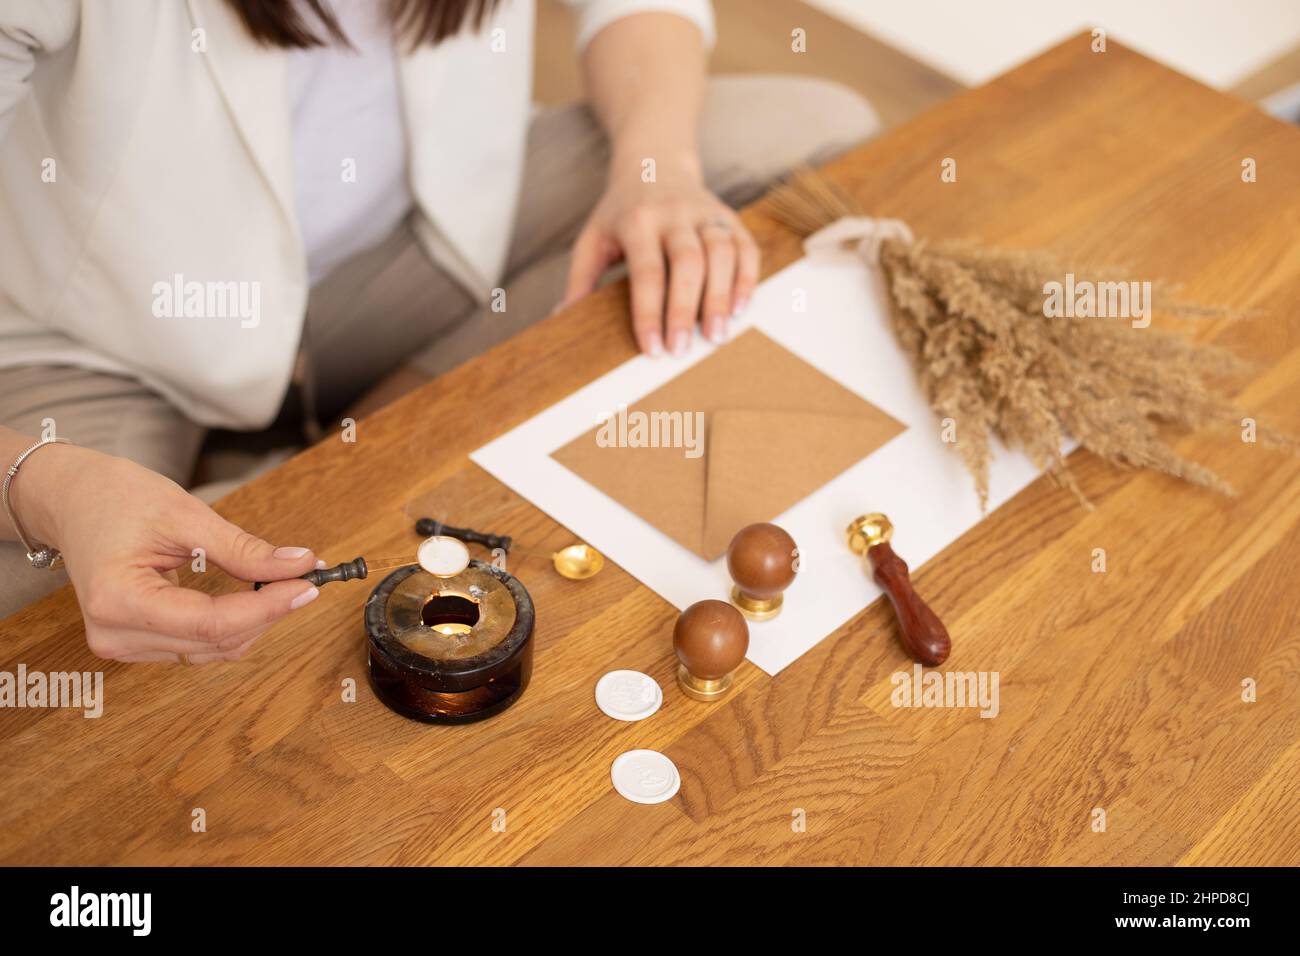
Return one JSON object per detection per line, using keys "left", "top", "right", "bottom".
{"left": 0, "top": 0, "right": 714, "bottom": 428}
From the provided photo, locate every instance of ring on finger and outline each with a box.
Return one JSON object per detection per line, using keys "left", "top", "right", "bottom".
{"left": 699, "top": 216, "right": 732, "bottom": 235}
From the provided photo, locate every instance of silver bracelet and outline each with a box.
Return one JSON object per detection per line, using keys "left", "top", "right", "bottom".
{"left": 3, "top": 437, "right": 72, "bottom": 570}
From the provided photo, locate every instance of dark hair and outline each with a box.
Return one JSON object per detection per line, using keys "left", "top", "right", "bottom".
{"left": 227, "top": 0, "right": 501, "bottom": 50}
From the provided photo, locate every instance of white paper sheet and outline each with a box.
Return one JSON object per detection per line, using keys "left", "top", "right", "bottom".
{"left": 472, "top": 250, "right": 1054, "bottom": 674}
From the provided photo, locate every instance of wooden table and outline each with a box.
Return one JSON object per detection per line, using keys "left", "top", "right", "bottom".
{"left": 3, "top": 35, "right": 1298, "bottom": 866}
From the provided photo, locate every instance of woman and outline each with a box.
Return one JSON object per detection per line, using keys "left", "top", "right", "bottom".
{"left": 0, "top": 0, "right": 876, "bottom": 660}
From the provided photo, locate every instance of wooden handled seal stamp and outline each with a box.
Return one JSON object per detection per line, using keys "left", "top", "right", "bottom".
{"left": 846, "top": 513, "right": 951, "bottom": 666}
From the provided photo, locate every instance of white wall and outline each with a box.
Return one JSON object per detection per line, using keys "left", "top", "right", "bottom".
{"left": 807, "top": 0, "right": 1300, "bottom": 89}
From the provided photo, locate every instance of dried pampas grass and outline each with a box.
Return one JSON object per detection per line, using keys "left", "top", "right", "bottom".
{"left": 762, "top": 169, "right": 1290, "bottom": 509}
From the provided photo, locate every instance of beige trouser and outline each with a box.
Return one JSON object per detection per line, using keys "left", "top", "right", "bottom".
{"left": 0, "top": 75, "right": 878, "bottom": 618}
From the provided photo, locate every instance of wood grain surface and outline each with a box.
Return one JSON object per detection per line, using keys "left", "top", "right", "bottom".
{"left": 2, "top": 35, "right": 1298, "bottom": 866}
{"left": 533, "top": 0, "right": 964, "bottom": 127}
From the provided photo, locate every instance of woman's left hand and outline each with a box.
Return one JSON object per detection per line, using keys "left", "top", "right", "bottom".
{"left": 561, "top": 159, "right": 761, "bottom": 356}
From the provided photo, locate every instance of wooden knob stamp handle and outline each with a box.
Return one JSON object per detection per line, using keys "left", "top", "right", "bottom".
{"left": 726, "top": 522, "right": 799, "bottom": 622}
{"left": 846, "top": 514, "right": 950, "bottom": 666}
{"left": 673, "top": 599, "right": 749, "bottom": 702}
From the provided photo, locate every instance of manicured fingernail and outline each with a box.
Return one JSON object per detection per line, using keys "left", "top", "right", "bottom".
{"left": 274, "top": 546, "right": 311, "bottom": 559}
{"left": 290, "top": 586, "right": 320, "bottom": 610}
{"left": 645, "top": 335, "right": 663, "bottom": 356}
{"left": 669, "top": 330, "right": 689, "bottom": 356}
{"left": 315, "top": 559, "right": 327, "bottom": 569}
{"left": 705, "top": 319, "right": 725, "bottom": 343}
{"left": 731, "top": 297, "right": 749, "bottom": 318}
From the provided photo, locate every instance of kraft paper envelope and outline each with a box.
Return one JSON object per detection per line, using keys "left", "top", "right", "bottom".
{"left": 552, "top": 329, "right": 906, "bottom": 560}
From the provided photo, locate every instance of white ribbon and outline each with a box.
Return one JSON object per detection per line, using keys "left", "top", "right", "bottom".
{"left": 803, "top": 216, "right": 914, "bottom": 265}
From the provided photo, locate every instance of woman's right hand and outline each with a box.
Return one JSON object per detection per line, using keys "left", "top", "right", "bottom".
{"left": 11, "top": 442, "right": 320, "bottom": 662}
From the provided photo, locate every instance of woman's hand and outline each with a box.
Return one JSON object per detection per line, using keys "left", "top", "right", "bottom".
{"left": 562, "top": 157, "right": 761, "bottom": 356}
{"left": 10, "top": 442, "right": 320, "bottom": 663}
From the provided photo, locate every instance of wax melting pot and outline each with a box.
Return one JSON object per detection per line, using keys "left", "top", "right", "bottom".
{"left": 365, "top": 559, "right": 535, "bottom": 723}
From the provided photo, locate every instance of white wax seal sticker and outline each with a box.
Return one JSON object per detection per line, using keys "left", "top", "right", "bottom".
{"left": 595, "top": 670, "right": 662, "bottom": 722}
{"left": 417, "top": 535, "right": 470, "bottom": 577}
{"left": 611, "top": 749, "right": 680, "bottom": 805}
